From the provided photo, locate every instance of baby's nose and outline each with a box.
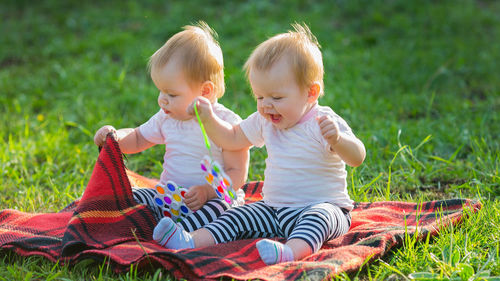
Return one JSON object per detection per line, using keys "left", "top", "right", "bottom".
{"left": 158, "top": 96, "right": 168, "bottom": 106}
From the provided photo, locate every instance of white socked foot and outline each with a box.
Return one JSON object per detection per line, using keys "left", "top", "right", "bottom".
{"left": 153, "top": 217, "right": 194, "bottom": 250}
{"left": 256, "top": 239, "right": 294, "bottom": 265}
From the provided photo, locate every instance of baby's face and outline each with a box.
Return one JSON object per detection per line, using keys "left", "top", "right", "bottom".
{"left": 249, "top": 58, "right": 314, "bottom": 129}
{"left": 152, "top": 55, "right": 201, "bottom": 121}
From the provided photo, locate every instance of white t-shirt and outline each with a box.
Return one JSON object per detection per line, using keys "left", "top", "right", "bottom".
{"left": 139, "top": 102, "right": 242, "bottom": 191}
{"left": 239, "top": 103, "right": 355, "bottom": 210}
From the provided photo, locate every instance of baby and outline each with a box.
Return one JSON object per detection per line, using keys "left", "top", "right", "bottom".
{"left": 153, "top": 23, "right": 366, "bottom": 264}
{"left": 94, "top": 22, "right": 249, "bottom": 232}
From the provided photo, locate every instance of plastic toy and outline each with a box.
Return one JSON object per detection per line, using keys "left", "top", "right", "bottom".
{"left": 200, "top": 155, "right": 237, "bottom": 205}
{"left": 193, "top": 104, "right": 238, "bottom": 205}
{"left": 153, "top": 181, "right": 193, "bottom": 222}
{"left": 153, "top": 103, "right": 239, "bottom": 220}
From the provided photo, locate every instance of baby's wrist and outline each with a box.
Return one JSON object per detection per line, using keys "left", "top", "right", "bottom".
{"left": 330, "top": 133, "right": 342, "bottom": 147}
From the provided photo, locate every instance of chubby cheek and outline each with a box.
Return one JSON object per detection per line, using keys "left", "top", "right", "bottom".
{"left": 180, "top": 99, "right": 193, "bottom": 112}
{"left": 256, "top": 104, "right": 263, "bottom": 114}
{"left": 177, "top": 100, "right": 194, "bottom": 117}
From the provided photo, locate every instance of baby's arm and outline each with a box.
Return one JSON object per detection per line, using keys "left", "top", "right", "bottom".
{"left": 221, "top": 147, "right": 250, "bottom": 192}
{"left": 187, "top": 97, "right": 252, "bottom": 151}
{"left": 94, "top": 126, "right": 154, "bottom": 154}
{"left": 317, "top": 116, "right": 366, "bottom": 167}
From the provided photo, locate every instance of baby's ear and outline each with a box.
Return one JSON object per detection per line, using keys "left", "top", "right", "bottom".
{"left": 201, "top": 81, "right": 215, "bottom": 98}
{"left": 307, "top": 82, "right": 321, "bottom": 103}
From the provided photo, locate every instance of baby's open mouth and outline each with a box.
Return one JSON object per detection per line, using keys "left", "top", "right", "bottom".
{"left": 270, "top": 114, "right": 281, "bottom": 123}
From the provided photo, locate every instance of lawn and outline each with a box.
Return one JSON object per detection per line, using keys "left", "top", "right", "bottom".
{"left": 1, "top": 0, "right": 499, "bottom": 280}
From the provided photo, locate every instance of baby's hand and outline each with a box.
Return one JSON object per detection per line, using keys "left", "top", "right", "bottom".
{"left": 187, "top": 97, "right": 213, "bottom": 121}
{"left": 183, "top": 184, "right": 212, "bottom": 211}
{"left": 94, "top": 125, "right": 117, "bottom": 147}
{"left": 317, "top": 115, "right": 341, "bottom": 147}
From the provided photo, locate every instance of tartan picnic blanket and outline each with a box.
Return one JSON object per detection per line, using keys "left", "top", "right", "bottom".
{"left": 0, "top": 136, "right": 481, "bottom": 280}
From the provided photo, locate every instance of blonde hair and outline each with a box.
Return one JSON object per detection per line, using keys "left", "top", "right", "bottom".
{"left": 149, "top": 21, "right": 225, "bottom": 99}
{"left": 244, "top": 23, "right": 324, "bottom": 96}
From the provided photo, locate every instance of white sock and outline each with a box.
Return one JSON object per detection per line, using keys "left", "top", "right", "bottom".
{"left": 256, "top": 239, "right": 294, "bottom": 265}
{"left": 153, "top": 217, "right": 194, "bottom": 250}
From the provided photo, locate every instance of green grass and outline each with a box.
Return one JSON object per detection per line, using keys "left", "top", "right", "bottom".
{"left": 1, "top": 0, "right": 499, "bottom": 280}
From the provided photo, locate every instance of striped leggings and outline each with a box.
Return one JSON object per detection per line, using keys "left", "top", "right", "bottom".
{"left": 132, "top": 187, "right": 230, "bottom": 232}
{"left": 204, "top": 201, "right": 351, "bottom": 253}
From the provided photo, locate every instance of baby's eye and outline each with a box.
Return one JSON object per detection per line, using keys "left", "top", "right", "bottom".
{"left": 163, "top": 92, "right": 176, "bottom": 98}
{"left": 272, "top": 97, "right": 282, "bottom": 100}
{"left": 256, "top": 96, "right": 263, "bottom": 100}
{"left": 160, "top": 91, "right": 176, "bottom": 97}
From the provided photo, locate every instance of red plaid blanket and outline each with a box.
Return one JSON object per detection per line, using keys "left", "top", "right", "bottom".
{"left": 0, "top": 136, "right": 481, "bottom": 280}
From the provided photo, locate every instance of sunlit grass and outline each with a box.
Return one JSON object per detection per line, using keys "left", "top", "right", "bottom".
{"left": 1, "top": 0, "right": 499, "bottom": 280}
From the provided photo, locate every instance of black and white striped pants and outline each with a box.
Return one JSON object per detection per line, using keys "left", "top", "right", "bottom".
{"left": 204, "top": 201, "right": 351, "bottom": 253}
{"left": 132, "top": 187, "right": 231, "bottom": 232}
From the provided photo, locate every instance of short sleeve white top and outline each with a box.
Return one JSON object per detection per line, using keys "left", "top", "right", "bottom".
{"left": 139, "top": 102, "right": 242, "bottom": 189}
{"left": 239, "top": 103, "right": 355, "bottom": 210}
